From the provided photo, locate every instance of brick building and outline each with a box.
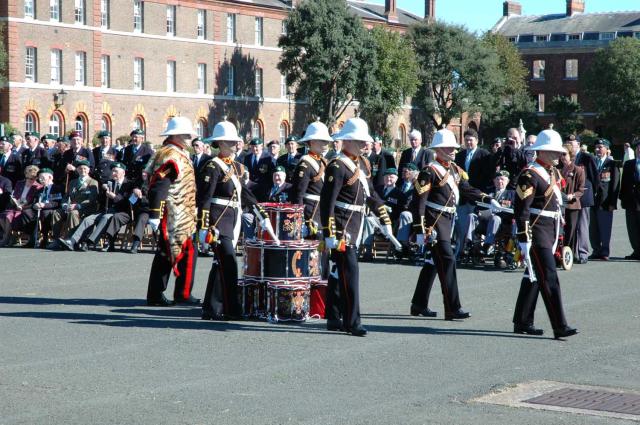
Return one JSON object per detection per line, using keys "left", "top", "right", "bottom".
{"left": 0, "top": 0, "right": 426, "bottom": 147}
{"left": 493, "top": 0, "right": 640, "bottom": 134}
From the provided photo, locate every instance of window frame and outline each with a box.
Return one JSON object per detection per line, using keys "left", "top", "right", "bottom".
{"left": 49, "top": 112, "right": 63, "bottom": 137}
{"left": 101, "top": 55, "right": 110, "bottom": 88}
{"left": 25, "top": 112, "right": 38, "bottom": 134}
{"left": 133, "top": 0, "right": 144, "bottom": 33}
{"left": 25, "top": 47, "right": 37, "bottom": 82}
{"left": 75, "top": 51, "right": 86, "bottom": 86}
{"left": 100, "top": 0, "right": 110, "bottom": 29}
{"left": 197, "top": 63, "right": 206, "bottom": 94}
{"left": 280, "top": 74, "right": 287, "bottom": 98}
{"left": 532, "top": 59, "right": 545, "bottom": 80}
{"left": 197, "top": 9, "right": 206, "bottom": 40}
{"left": 600, "top": 32, "right": 616, "bottom": 41}
{"left": 226, "top": 13, "right": 236, "bottom": 43}
{"left": 51, "top": 49, "right": 62, "bottom": 84}
{"left": 134, "top": 57, "right": 144, "bottom": 90}
{"left": 537, "top": 93, "right": 545, "bottom": 113}
{"left": 534, "top": 35, "right": 549, "bottom": 43}
{"left": 255, "top": 68, "right": 263, "bottom": 98}
{"left": 166, "top": 5, "right": 176, "bottom": 37}
{"left": 166, "top": 60, "right": 176, "bottom": 92}
{"left": 50, "top": 0, "right": 60, "bottom": 22}
{"left": 227, "top": 65, "right": 234, "bottom": 96}
{"left": 74, "top": 0, "right": 85, "bottom": 25}
{"left": 255, "top": 17, "right": 264, "bottom": 46}
{"left": 252, "top": 120, "right": 263, "bottom": 140}
{"left": 279, "top": 122, "right": 288, "bottom": 144}
{"left": 565, "top": 59, "right": 578, "bottom": 80}
{"left": 25, "top": 0, "right": 35, "bottom": 19}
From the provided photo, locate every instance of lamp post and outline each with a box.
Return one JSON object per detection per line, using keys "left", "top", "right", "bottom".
{"left": 53, "top": 88, "right": 67, "bottom": 110}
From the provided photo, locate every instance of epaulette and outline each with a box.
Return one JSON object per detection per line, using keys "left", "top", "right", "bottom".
{"left": 414, "top": 176, "right": 432, "bottom": 195}
{"left": 453, "top": 163, "right": 469, "bottom": 181}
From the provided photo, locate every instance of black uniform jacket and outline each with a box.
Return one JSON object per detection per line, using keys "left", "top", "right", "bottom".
{"left": 198, "top": 157, "right": 261, "bottom": 238}
{"left": 493, "top": 145, "right": 527, "bottom": 190}
{"left": 454, "top": 147, "right": 492, "bottom": 192}
{"left": 411, "top": 160, "right": 489, "bottom": 242}
{"left": 100, "top": 178, "right": 135, "bottom": 213}
{"left": 320, "top": 154, "right": 390, "bottom": 244}
{"left": 376, "top": 184, "right": 410, "bottom": 223}
{"left": 619, "top": 159, "right": 640, "bottom": 211}
{"left": 0, "top": 151, "right": 23, "bottom": 185}
{"left": 594, "top": 157, "right": 620, "bottom": 210}
{"left": 34, "top": 183, "right": 64, "bottom": 210}
{"left": 277, "top": 152, "right": 302, "bottom": 183}
{"left": 514, "top": 162, "right": 562, "bottom": 249}
{"left": 290, "top": 153, "right": 326, "bottom": 226}
{"left": 92, "top": 146, "right": 119, "bottom": 184}
{"left": 21, "top": 147, "right": 52, "bottom": 170}
{"left": 119, "top": 143, "right": 154, "bottom": 185}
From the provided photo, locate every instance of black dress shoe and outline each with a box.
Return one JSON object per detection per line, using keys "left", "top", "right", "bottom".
{"left": 624, "top": 254, "right": 640, "bottom": 260}
{"left": 326, "top": 320, "right": 344, "bottom": 331}
{"left": 588, "top": 254, "right": 599, "bottom": 260}
{"left": 410, "top": 304, "right": 437, "bottom": 318}
{"left": 577, "top": 258, "right": 588, "bottom": 264}
{"left": 347, "top": 325, "right": 367, "bottom": 337}
{"left": 174, "top": 296, "right": 201, "bottom": 305}
{"left": 445, "top": 309, "right": 471, "bottom": 320}
{"left": 59, "top": 238, "right": 75, "bottom": 251}
{"left": 514, "top": 324, "right": 544, "bottom": 335}
{"left": 554, "top": 326, "right": 578, "bottom": 339}
{"left": 100, "top": 239, "right": 116, "bottom": 252}
{"left": 201, "top": 311, "right": 226, "bottom": 321}
{"left": 128, "top": 240, "right": 140, "bottom": 254}
{"left": 147, "top": 295, "right": 175, "bottom": 307}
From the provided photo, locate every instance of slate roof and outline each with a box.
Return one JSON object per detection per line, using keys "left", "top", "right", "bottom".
{"left": 494, "top": 11, "right": 640, "bottom": 36}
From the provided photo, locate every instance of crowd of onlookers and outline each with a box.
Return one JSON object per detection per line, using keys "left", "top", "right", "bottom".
{"left": 1, "top": 125, "right": 639, "bottom": 265}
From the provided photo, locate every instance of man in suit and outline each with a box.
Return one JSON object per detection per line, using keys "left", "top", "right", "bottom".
{"left": 398, "top": 130, "right": 434, "bottom": 184}
{"left": 60, "top": 131, "right": 95, "bottom": 187}
{"left": 21, "top": 131, "right": 51, "bottom": 171}
{"left": 255, "top": 140, "right": 280, "bottom": 194}
{"left": 277, "top": 135, "right": 302, "bottom": 183}
{"left": 363, "top": 136, "right": 386, "bottom": 188}
{"left": 264, "top": 166, "right": 292, "bottom": 203}
{"left": 92, "top": 131, "right": 118, "bottom": 185}
{"left": 324, "top": 139, "right": 342, "bottom": 161}
{"left": 493, "top": 128, "right": 527, "bottom": 190}
{"left": 10, "top": 133, "right": 26, "bottom": 156}
{"left": 453, "top": 128, "right": 492, "bottom": 259}
{"left": 570, "top": 135, "right": 599, "bottom": 264}
{"left": 619, "top": 139, "right": 640, "bottom": 261}
{"left": 589, "top": 139, "right": 620, "bottom": 260}
{"left": 119, "top": 129, "right": 153, "bottom": 186}
{"left": 0, "top": 174, "right": 12, "bottom": 213}
{"left": 191, "top": 137, "right": 212, "bottom": 175}
{"left": 0, "top": 136, "right": 23, "bottom": 185}
{"left": 243, "top": 137, "right": 264, "bottom": 183}
{"left": 234, "top": 137, "right": 247, "bottom": 163}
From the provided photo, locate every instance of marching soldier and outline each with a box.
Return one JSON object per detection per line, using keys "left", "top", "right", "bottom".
{"left": 410, "top": 129, "right": 500, "bottom": 320}
{"left": 145, "top": 117, "right": 199, "bottom": 306}
{"left": 198, "top": 120, "right": 276, "bottom": 320}
{"left": 320, "top": 117, "right": 394, "bottom": 336}
{"left": 512, "top": 128, "right": 578, "bottom": 339}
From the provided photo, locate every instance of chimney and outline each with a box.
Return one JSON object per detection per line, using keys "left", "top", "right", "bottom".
{"left": 291, "top": 0, "right": 300, "bottom": 7}
{"left": 503, "top": 1, "right": 522, "bottom": 17}
{"left": 566, "top": 0, "right": 585, "bottom": 16}
{"left": 425, "top": 0, "right": 435, "bottom": 22}
{"left": 385, "top": 0, "right": 398, "bottom": 22}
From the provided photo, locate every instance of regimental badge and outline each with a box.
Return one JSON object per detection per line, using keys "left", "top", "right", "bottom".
{"left": 299, "top": 171, "right": 304, "bottom": 177}
{"left": 204, "top": 175, "right": 210, "bottom": 182}
{"left": 328, "top": 175, "right": 334, "bottom": 182}
{"left": 516, "top": 184, "right": 533, "bottom": 200}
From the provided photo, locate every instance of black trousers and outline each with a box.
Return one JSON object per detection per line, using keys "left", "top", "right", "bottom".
{"left": 513, "top": 246, "right": 568, "bottom": 331}
{"left": 411, "top": 240, "right": 461, "bottom": 315}
{"left": 104, "top": 211, "right": 132, "bottom": 239}
{"left": 326, "top": 246, "right": 361, "bottom": 330}
{"left": 146, "top": 231, "right": 197, "bottom": 302}
{"left": 564, "top": 209, "right": 580, "bottom": 252}
{"left": 133, "top": 211, "right": 149, "bottom": 240}
{"left": 202, "top": 236, "right": 241, "bottom": 317}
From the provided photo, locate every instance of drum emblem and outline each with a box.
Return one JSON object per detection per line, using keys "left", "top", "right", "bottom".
{"left": 293, "top": 290, "right": 305, "bottom": 315}
{"left": 309, "top": 250, "right": 320, "bottom": 276}
{"left": 291, "top": 250, "right": 303, "bottom": 277}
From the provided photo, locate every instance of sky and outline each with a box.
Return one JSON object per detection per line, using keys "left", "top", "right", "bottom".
{"left": 371, "top": 0, "right": 640, "bottom": 33}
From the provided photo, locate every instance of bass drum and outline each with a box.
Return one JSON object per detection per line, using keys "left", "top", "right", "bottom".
{"left": 237, "top": 278, "right": 266, "bottom": 319}
{"left": 244, "top": 240, "right": 321, "bottom": 281}
{"left": 266, "top": 280, "right": 310, "bottom": 323}
{"left": 256, "top": 202, "right": 304, "bottom": 243}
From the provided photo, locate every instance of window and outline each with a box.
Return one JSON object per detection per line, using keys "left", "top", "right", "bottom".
{"left": 600, "top": 32, "right": 616, "bottom": 40}
{"left": 534, "top": 35, "right": 549, "bottom": 42}
{"left": 508, "top": 36, "right": 517, "bottom": 43}
{"left": 133, "top": 0, "right": 143, "bottom": 33}
{"left": 226, "top": 14, "right": 236, "bottom": 43}
{"left": 197, "top": 10, "right": 206, "bottom": 39}
{"left": 254, "top": 68, "right": 263, "bottom": 97}
{"left": 532, "top": 60, "right": 545, "bottom": 80}
{"left": 565, "top": 59, "right": 578, "bottom": 79}
{"left": 537, "top": 94, "right": 545, "bottom": 113}
{"left": 25, "top": 0, "right": 35, "bottom": 18}
{"left": 100, "top": 0, "right": 109, "bottom": 28}
{"left": 227, "top": 66, "right": 234, "bottom": 95}
{"left": 166, "top": 60, "right": 176, "bottom": 92}
{"left": 197, "top": 63, "right": 206, "bottom": 94}
{"left": 252, "top": 121, "right": 263, "bottom": 139}
{"left": 568, "top": 33, "right": 581, "bottom": 41}
{"left": 195, "top": 119, "right": 207, "bottom": 138}
{"left": 75, "top": 0, "right": 85, "bottom": 24}
{"left": 280, "top": 74, "right": 287, "bottom": 98}
{"left": 635, "top": 33, "right": 640, "bottom": 40}
{"left": 75, "top": 115, "right": 87, "bottom": 139}
{"left": 25, "top": 113, "right": 37, "bottom": 134}
{"left": 25, "top": 47, "right": 36, "bottom": 82}
{"left": 51, "top": 49, "right": 62, "bottom": 84}
{"left": 101, "top": 55, "right": 110, "bottom": 88}
{"left": 50, "top": 0, "right": 60, "bottom": 22}
{"left": 134, "top": 57, "right": 144, "bottom": 90}
{"left": 166, "top": 6, "right": 176, "bottom": 36}
{"left": 281, "top": 20, "right": 287, "bottom": 35}
{"left": 255, "top": 17, "right": 263, "bottom": 46}
{"left": 570, "top": 93, "right": 578, "bottom": 104}
{"left": 101, "top": 114, "right": 111, "bottom": 133}
{"left": 49, "top": 113, "right": 63, "bottom": 136}
{"left": 279, "top": 122, "right": 288, "bottom": 144}
{"left": 133, "top": 115, "right": 145, "bottom": 132}
{"left": 75, "top": 51, "right": 86, "bottom": 86}
{"left": 397, "top": 125, "right": 406, "bottom": 147}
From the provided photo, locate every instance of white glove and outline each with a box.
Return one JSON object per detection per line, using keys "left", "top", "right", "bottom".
{"left": 490, "top": 199, "right": 502, "bottom": 214}
{"left": 518, "top": 241, "right": 531, "bottom": 261}
{"left": 415, "top": 234, "right": 425, "bottom": 246}
{"left": 260, "top": 218, "right": 280, "bottom": 245}
{"left": 324, "top": 236, "right": 338, "bottom": 249}
{"left": 148, "top": 218, "right": 160, "bottom": 231}
{"left": 380, "top": 224, "right": 393, "bottom": 238}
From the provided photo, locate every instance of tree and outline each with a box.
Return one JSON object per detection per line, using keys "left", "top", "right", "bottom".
{"left": 479, "top": 32, "right": 538, "bottom": 141}
{"left": 583, "top": 37, "right": 640, "bottom": 141}
{"left": 359, "top": 27, "right": 419, "bottom": 139}
{"left": 409, "top": 21, "right": 504, "bottom": 129}
{"left": 278, "top": 0, "right": 376, "bottom": 128}
{"left": 546, "top": 95, "right": 583, "bottom": 136}
{"left": 0, "top": 23, "right": 7, "bottom": 87}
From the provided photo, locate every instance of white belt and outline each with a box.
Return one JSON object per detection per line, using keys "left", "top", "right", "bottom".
{"left": 211, "top": 197, "right": 240, "bottom": 208}
{"left": 530, "top": 208, "right": 560, "bottom": 219}
{"left": 335, "top": 201, "right": 365, "bottom": 213}
{"left": 303, "top": 194, "right": 320, "bottom": 202}
{"left": 425, "top": 201, "right": 456, "bottom": 214}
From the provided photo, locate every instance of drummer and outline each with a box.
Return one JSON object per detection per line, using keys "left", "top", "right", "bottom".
{"left": 320, "top": 116, "right": 394, "bottom": 337}
{"left": 198, "top": 119, "right": 277, "bottom": 321}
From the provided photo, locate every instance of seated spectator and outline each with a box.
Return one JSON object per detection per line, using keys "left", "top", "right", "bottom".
{"left": 263, "top": 166, "right": 292, "bottom": 203}
{"left": 0, "top": 165, "right": 42, "bottom": 247}
{"left": 58, "top": 162, "right": 133, "bottom": 252}
{"left": 16, "top": 168, "right": 63, "bottom": 247}
{"left": 127, "top": 171, "right": 150, "bottom": 254}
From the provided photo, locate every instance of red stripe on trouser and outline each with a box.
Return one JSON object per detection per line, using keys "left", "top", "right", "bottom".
{"left": 181, "top": 239, "right": 195, "bottom": 299}
{"left": 531, "top": 248, "right": 559, "bottom": 327}
{"left": 340, "top": 252, "right": 351, "bottom": 326}
{"left": 434, "top": 243, "right": 451, "bottom": 313}
{"left": 216, "top": 243, "right": 229, "bottom": 315}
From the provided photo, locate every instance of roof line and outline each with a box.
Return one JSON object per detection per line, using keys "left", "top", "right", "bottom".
{"left": 348, "top": 3, "right": 387, "bottom": 21}
{"left": 346, "top": 0, "right": 422, "bottom": 21}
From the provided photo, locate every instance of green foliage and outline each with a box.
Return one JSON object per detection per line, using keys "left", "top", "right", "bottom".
{"left": 547, "top": 95, "right": 583, "bottom": 136}
{"left": 481, "top": 32, "right": 529, "bottom": 99}
{"left": 409, "top": 21, "right": 504, "bottom": 128}
{"left": 0, "top": 122, "right": 18, "bottom": 136}
{"left": 0, "top": 23, "right": 7, "bottom": 86}
{"left": 583, "top": 38, "right": 640, "bottom": 141}
{"left": 278, "top": 0, "right": 376, "bottom": 127}
{"left": 360, "top": 27, "right": 419, "bottom": 139}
